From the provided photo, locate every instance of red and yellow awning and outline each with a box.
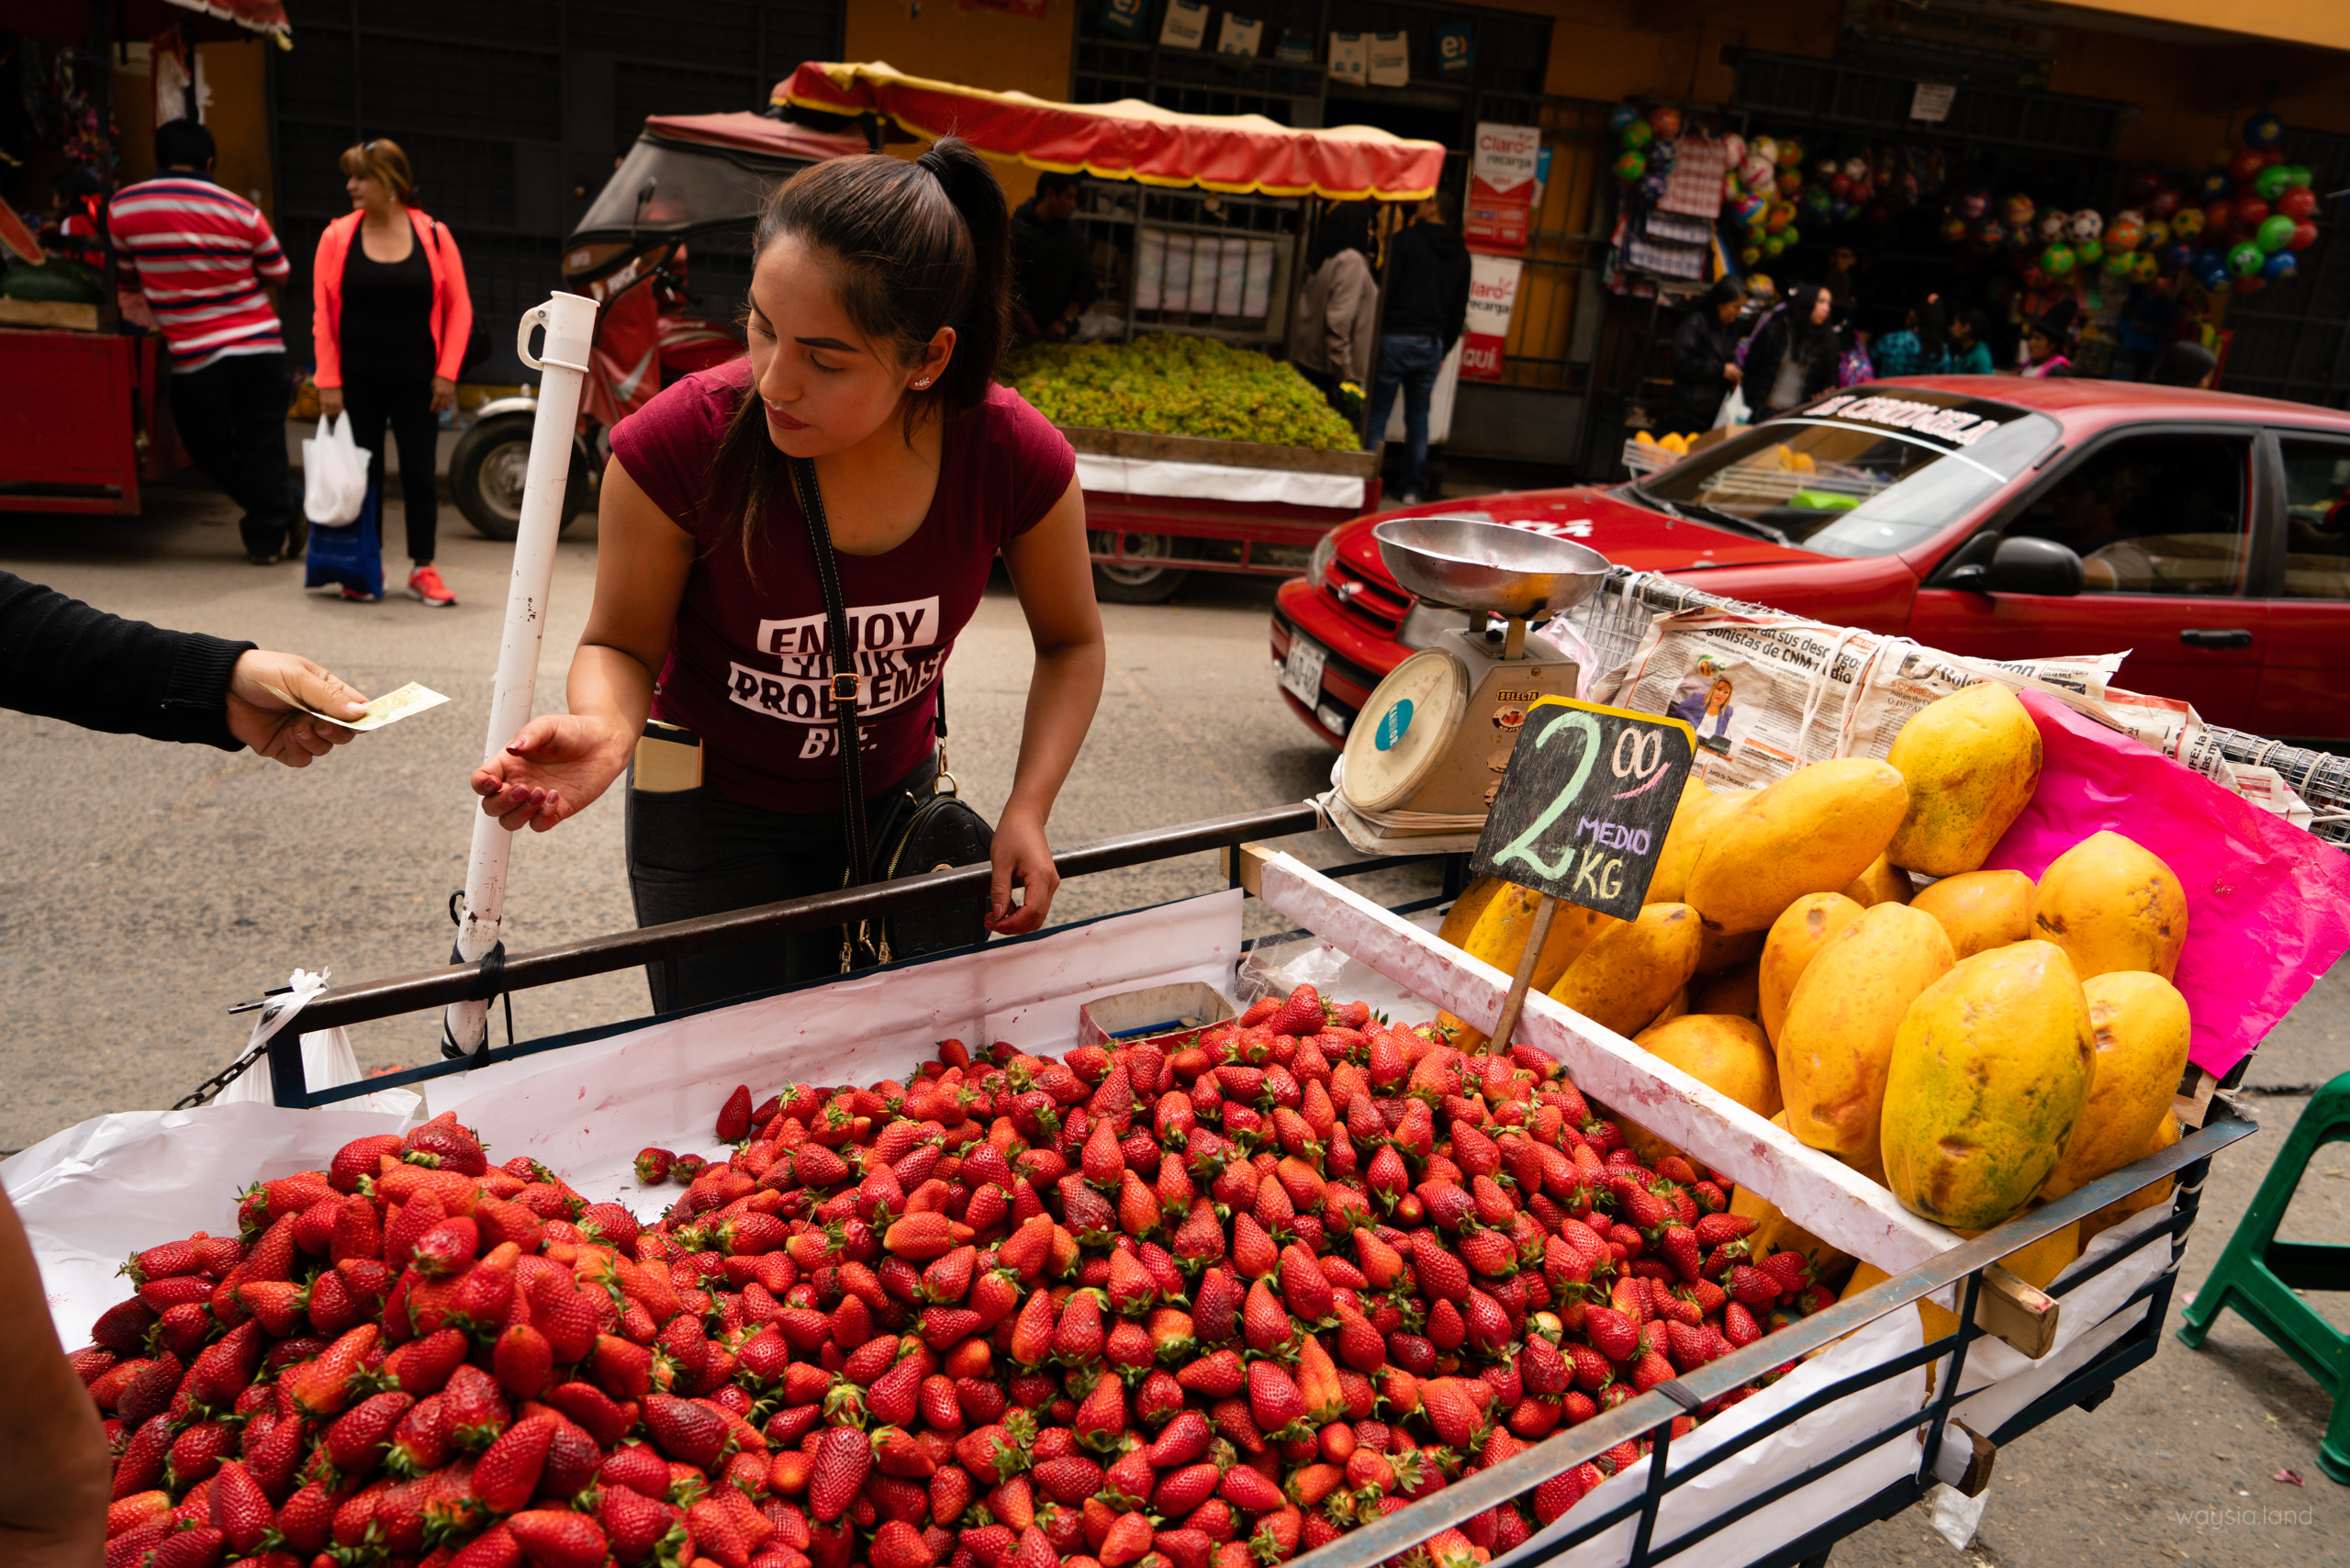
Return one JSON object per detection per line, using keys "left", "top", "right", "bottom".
{"left": 774, "top": 60, "right": 1445, "bottom": 202}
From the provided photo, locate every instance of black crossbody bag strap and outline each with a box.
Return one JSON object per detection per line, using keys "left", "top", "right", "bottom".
{"left": 787, "top": 457, "right": 873, "bottom": 910}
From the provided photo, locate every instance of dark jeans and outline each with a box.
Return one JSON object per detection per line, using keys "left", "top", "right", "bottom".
{"left": 169, "top": 351, "right": 297, "bottom": 558}
{"left": 1365, "top": 332, "right": 1445, "bottom": 495}
{"left": 623, "top": 752, "right": 938, "bottom": 1014}
{"left": 341, "top": 361, "right": 440, "bottom": 563}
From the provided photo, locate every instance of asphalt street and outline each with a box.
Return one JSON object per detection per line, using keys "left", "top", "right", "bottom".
{"left": 1, "top": 472, "right": 2342, "bottom": 1566}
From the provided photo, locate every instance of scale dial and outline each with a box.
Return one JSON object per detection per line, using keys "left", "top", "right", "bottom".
{"left": 1340, "top": 648, "right": 1470, "bottom": 813}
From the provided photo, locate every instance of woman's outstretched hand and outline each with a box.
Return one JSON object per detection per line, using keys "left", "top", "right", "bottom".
{"left": 985, "top": 807, "right": 1060, "bottom": 935}
{"left": 471, "top": 713, "right": 633, "bottom": 833}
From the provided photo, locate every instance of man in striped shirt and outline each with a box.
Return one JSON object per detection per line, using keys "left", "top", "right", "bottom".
{"left": 110, "top": 120, "right": 303, "bottom": 565}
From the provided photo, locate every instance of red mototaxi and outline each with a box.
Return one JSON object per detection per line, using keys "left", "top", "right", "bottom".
{"left": 1274, "top": 376, "right": 2350, "bottom": 745}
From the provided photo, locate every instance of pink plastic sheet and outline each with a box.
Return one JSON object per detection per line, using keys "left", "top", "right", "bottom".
{"left": 1982, "top": 689, "right": 2350, "bottom": 1078}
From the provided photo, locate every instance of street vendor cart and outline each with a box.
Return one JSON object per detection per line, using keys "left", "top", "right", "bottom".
{"left": 775, "top": 62, "right": 1445, "bottom": 602}
{"left": 0, "top": 1, "right": 288, "bottom": 512}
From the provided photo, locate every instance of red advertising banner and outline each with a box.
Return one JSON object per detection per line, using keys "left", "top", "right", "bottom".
{"left": 1460, "top": 253, "right": 1523, "bottom": 382}
{"left": 1463, "top": 121, "right": 1540, "bottom": 255}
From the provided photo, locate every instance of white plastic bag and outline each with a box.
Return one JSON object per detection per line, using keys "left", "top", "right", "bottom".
{"left": 301, "top": 413, "right": 370, "bottom": 524}
{"left": 1712, "top": 382, "right": 1749, "bottom": 430}
{"left": 217, "top": 969, "right": 422, "bottom": 1118}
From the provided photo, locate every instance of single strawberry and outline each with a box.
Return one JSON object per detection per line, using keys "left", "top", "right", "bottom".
{"left": 1729, "top": 1265, "right": 1781, "bottom": 1307}
{"left": 1175, "top": 1349, "right": 1246, "bottom": 1400}
{"left": 808, "top": 1424, "right": 873, "bottom": 1521}
{"left": 323, "top": 1390, "right": 414, "bottom": 1481}
{"left": 474, "top": 1412, "right": 556, "bottom": 1516}
{"left": 1217, "top": 1464, "right": 1285, "bottom": 1515}
{"left": 1583, "top": 1305, "right": 1640, "bottom": 1363}
{"left": 641, "top": 1393, "right": 733, "bottom": 1472}
{"left": 505, "top": 1507, "right": 610, "bottom": 1568}
{"left": 716, "top": 1084, "right": 755, "bottom": 1142}
{"left": 596, "top": 1483, "right": 687, "bottom": 1566}
{"left": 634, "top": 1148, "right": 675, "bottom": 1186}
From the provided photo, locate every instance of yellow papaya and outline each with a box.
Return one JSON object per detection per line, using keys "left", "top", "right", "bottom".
{"left": 2030, "top": 830, "right": 2189, "bottom": 980}
{"left": 1443, "top": 898, "right": 1622, "bottom": 1049}
{"left": 1758, "top": 892, "right": 1865, "bottom": 1046}
{"left": 1695, "top": 923, "right": 1767, "bottom": 975}
{"left": 1438, "top": 877, "right": 1508, "bottom": 948}
{"left": 1684, "top": 758, "right": 1910, "bottom": 934}
{"left": 1910, "top": 869, "right": 2034, "bottom": 959}
{"left": 2040, "top": 971, "right": 2191, "bottom": 1200}
{"left": 1638, "top": 1014, "right": 1781, "bottom": 1119}
{"left": 1880, "top": 942, "right": 2096, "bottom": 1229}
{"left": 1549, "top": 902, "right": 1705, "bottom": 1038}
{"left": 1643, "top": 986, "right": 1689, "bottom": 1034}
{"left": 1776, "top": 904, "right": 1955, "bottom": 1170}
{"left": 1694, "top": 958, "right": 1761, "bottom": 1020}
{"left": 1646, "top": 783, "right": 1741, "bottom": 906}
{"left": 1884, "top": 683, "right": 2043, "bottom": 875}
{"left": 2080, "top": 1112, "right": 2181, "bottom": 1244}
{"left": 1841, "top": 854, "right": 1916, "bottom": 908}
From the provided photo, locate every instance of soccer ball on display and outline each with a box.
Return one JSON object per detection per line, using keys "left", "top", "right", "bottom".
{"left": 2076, "top": 237, "right": 2104, "bottom": 267}
{"left": 1956, "top": 188, "right": 1991, "bottom": 220}
{"left": 1721, "top": 133, "right": 1747, "bottom": 166}
{"left": 2173, "top": 207, "right": 2207, "bottom": 239}
{"left": 1651, "top": 106, "right": 1684, "bottom": 140}
{"left": 2004, "top": 194, "right": 2037, "bottom": 230}
{"left": 2034, "top": 209, "right": 2066, "bottom": 243}
{"left": 2143, "top": 218, "right": 2171, "bottom": 249}
{"left": 2040, "top": 241, "right": 2076, "bottom": 276}
{"left": 1975, "top": 217, "right": 2008, "bottom": 247}
{"left": 1741, "top": 154, "right": 1776, "bottom": 193}
{"left": 1613, "top": 150, "right": 1647, "bottom": 185}
{"left": 1621, "top": 117, "right": 1655, "bottom": 151}
{"left": 2107, "top": 214, "right": 2145, "bottom": 252}
{"left": 1606, "top": 103, "right": 1639, "bottom": 136}
{"left": 2069, "top": 208, "right": 2103, "bottom": 242}
{"left": 1941, "top": 215, "right": 1971, "bottom": 244}
{"left": 2243, "top": 111, "right": 2285, "bottom": 148}
{"left": 2262, "top": 250, "right": 2298, "bottom": 284}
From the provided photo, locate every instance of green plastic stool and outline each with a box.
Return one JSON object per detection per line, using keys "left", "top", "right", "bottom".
{"left": 2177, "top": 1070, "right": 2350, "bottom": 1484}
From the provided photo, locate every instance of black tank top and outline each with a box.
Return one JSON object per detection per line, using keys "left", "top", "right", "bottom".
{"left": 340, "top": 225, "right": 436, "bottom": 379}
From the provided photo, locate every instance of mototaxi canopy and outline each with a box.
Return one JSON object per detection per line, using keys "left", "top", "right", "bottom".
{"left": 773, "top": 60, "right": 1445, "bottom": 202}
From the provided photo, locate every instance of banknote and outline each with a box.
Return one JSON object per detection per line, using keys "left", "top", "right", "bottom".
{"left": 256, "top": 678, "right": 451, "bottom": 733}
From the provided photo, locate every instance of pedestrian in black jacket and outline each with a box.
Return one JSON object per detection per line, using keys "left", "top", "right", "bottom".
{"left": 1663, "top": 276, "right": 1749, "bottom": 436}
{"left": 0, "top": 570, "right": 367, "bottom": 763}
{"left": 1365, "top": 192, "right": 1472, "bottom": 503}
{"left": 1009, "top": 172, "right": 1096, "bottom": 343}
{"left": 1742, "top": 282, "right": 1839, "bottom": 420}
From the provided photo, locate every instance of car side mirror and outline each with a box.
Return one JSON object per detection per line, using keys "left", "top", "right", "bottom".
{"left": 1983, "top": 536, "right": 2084, "bottom": 597}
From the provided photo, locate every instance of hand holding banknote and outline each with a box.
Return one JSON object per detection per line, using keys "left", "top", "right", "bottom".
{"left": 226, "top": 650, "right": 371, "bottom": 767}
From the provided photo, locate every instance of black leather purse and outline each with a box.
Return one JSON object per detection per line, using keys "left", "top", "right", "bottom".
{"left": 788, "top": 456, "right": 994, "bottom": 971}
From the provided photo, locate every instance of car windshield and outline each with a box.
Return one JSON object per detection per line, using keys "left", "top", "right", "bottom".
{"left": 1633, "top": 390, "right": 2062, "bottom": 558}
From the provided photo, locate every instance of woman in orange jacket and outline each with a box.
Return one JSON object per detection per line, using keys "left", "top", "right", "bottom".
{"left": 312, "top": 138, "right": 473, "bottom": 606}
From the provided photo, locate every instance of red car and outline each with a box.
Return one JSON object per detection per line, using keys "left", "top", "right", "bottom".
{"left": 1274, "top": 377, "right": 2350, "bottom": 746}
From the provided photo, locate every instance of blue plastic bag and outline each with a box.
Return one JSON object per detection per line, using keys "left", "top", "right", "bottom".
{"left": 305, "top": 484, "right": 384, "bottom": 599}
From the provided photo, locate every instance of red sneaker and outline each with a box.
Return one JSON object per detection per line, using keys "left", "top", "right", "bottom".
{"left": 407, "top": 563, "right": 456, "bottom": 607}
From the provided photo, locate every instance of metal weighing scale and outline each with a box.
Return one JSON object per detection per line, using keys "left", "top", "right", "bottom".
{"left": 1334, "top": 517, "right": 1610, "bottom": 844}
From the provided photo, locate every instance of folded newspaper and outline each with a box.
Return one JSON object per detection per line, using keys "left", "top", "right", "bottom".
{"left": 1599, "top": 608, "right": 2317, "bottom": 829}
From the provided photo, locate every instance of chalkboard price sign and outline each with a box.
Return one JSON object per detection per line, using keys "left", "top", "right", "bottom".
{"left": 1469, "top": 697, "right": 1696, "bottom": 920}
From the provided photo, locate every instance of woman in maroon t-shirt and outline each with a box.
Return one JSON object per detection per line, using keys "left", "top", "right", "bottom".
{"left": 469, "top": 140, "right": 1104, "bottom": 1010}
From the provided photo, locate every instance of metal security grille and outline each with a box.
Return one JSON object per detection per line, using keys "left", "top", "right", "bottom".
{"left": 2210, "top": 128, "right": 2350, "bottom": 412}
{"left": 270, "top": 0, "right": 842, "bottom": 381}
{"left": 1730, "top": 50, "right": 2129, "bottom": 158}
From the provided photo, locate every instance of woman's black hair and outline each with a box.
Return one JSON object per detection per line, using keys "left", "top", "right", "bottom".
{"left": 1784, "top": 281, "right": 1835, "bottom": 360}
{"left": 2148, "top": 340, "right": 2218, "bottom": 387}
{"left": 1701, "top": 275, "right": 1748, "bottom": 313}
{"left": 701, "top": 138, "right": 1011, "bottom": 577}
{"left": 1952, "top": 306, "right": 1993, "bottom": 345}
{"left": 1308, "top": 203, "right": 1374, "bottom": 273}
{"left": 1913, "top": 298, "right": 1948, "bottom": 363}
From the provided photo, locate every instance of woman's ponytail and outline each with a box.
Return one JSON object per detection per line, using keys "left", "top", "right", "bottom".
{"left": 915, "top": 138, "right": 1012, "bottom": 409}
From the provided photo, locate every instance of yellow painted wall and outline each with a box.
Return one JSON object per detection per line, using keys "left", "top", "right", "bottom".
{"left": 2056, "top": 0, "right": 2350, "bottom": 56}
{"left": 845, "top": 0, "right": 1077, "bottom": 206}
{"left": 109, "top": 39, "right": 276, "bottom": 220}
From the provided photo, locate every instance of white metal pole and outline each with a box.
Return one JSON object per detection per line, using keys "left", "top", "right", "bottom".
{"left": 442, "top": 291, "right": 600, "bottom": 1058}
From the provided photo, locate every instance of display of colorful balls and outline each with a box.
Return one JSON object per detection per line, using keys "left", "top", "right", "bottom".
{"left": 1740, "top": 195, "right": 1768, "bottom": 227}
{"left": 2254, "top": 164, "right": 2296, "bottom": 203}
{"left": 1741, "top": 154, "right": 1776, "bottom": 192}
{"left": 1606, "top": 103, "right": 1639, "bottom": 134}
{"left": 2280, "top": 164, "right": 2312, "bottom": 190}
{"left": 2203, "top": 200, "right": 2235, "bottom": 237}
{"left": 1941, "top": 215, "right": 1971, "bottom": 244}
{"left": 2108, "top": 217, "right": 2144, "bottom": 252}
{"left": 1621, "top": 118, "right": 1655, "bottom": 151}
{"left": 2040, "top": 241, "right": 2076, "bottom": 275}
{"left": 1781, "top": 223, "right": 1801, "bottom": 247}
{"left": 1813, "top": 157, "right": 1839, "bottom": 182}
{"left": 1739, "top": 243, "right": 1762, "bottom": 267}
{"left": 2032, "top": 209, "right": 2065, "bottom": 242}
{"left": 2277, "top": 185, "right": 2318, "bottom": 221}
{"left": 1751, "top": 135, "right": 1778, "bottom": 163}
{"left": 2004, "top": 194, "right": 2037, "bottom": 230}
{"left": 2069, "top": 208, "right": 2103, "bottom": 242}
{"left": 1613, "top": 150, "right": 1647, "bottom": 184}
{"left": 2076, "top": 237, "right": 2104, "bottom": 266}
{"left": 2196, "top": 255, "right": 2230, "bottom": 290}
{"left": 1975, "top": 217, "right": 2008, "bottom": 246}
{"left": 2243, "top": 110, "right": 2284, "bottom": 148}
{"left": 1721, "top": 133, "right": 1747, "bottom": 166}
{"left": 2102, "top": 249, "right": 2135, "bottom": 277}
{"left": 2147, "top": 186, "right": 2182, "bottom": 218}
{"left": 2173, "top": 207, "right": 2206, "bottom": 239}
{"left": 1651, "top": 106, "right": 1683, "bottom": 140}
{"left": 1776, "top": 139, "right": 1804, "bottom": 167}
{"left": 1827, "top": 174, "right": 1852, "bottom": 199}
{"left": 2198, "top": 167, "right": 2233, "bottom": 200}
{"left": 1639, "top": 171, "right": 1669, "bottom": 200}
{"left": 1762, "top": 233, "right": 1787, "bottom": 257}
{"left": 2227, "top": 241, "right": 2267, "bottom": 278}
{"left": 2232, "top": 194, "right": 2272, "bottom": 230}
{"left": 2228, "top": 147, "right": 2268, "bottom": 185}
{"left": 2262, "top": 250, "right": 2298, "bottom": 284}
{"left": 1957, "top": 188, "right": 1990, "bottom": 220}
{"left": 2291, "top": 218, "right": 2319, "bottom": 252}
{"left": 2163, "top": 240, "right": 2196, "bottom": 268}
{"left": 2255, "top": 213, "right": 2297, "bottom": 252}
{"left": 2131, "top": 252, "right": 2160, "bottom": 284}
{"left": 2143, "top": 219, "right": 2170, "bottom": 249}
{"left": 1802, "top": 186, "right": 1834, "bottom": 218}
{"left": 1650, "top": 138, "right": 1678, "bottom": 170}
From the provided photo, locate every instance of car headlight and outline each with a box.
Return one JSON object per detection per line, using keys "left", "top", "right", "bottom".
{"left": 1307, "top": 528, "right": 1340, "bottom": 588}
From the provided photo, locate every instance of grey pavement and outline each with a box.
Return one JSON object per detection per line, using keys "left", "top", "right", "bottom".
{"left": 1, "top": 468, "right": 2344, "bottom": 1566}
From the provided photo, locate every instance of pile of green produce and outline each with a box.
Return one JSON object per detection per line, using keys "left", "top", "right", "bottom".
{"left": 1001, "top": 333, "right": 1359, "bottom": 451}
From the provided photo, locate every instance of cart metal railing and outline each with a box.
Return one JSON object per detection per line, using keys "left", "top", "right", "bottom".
{"left": 1564, "top": 565, "right": 2350, "bottom": 847}
{"left": 227, "top": 798, "right": 2259, "bottom": 1568}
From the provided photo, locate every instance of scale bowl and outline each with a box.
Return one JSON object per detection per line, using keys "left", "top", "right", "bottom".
{"left": 1372, "top": 516, "right": 1611, "bottom": 621}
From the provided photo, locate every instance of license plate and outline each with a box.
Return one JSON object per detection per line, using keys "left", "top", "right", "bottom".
{"left": 1281, "top": 633, "right": 1328, "bottom": 704}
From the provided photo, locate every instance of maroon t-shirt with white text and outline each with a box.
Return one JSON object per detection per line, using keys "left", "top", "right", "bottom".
{"left": 610, "top": 362, "right": 1074, "bottom": 812}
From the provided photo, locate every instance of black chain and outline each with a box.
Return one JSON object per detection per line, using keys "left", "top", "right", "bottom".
{"left": 175, "top": 993, "right": 298, "bottom": 1108}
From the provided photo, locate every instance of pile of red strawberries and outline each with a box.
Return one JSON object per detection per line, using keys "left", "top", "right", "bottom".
{"left": 78, "top": 984, "right": 1840, "bottom": 1568}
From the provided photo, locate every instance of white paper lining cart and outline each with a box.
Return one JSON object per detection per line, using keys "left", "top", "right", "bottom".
{"left": 4, "top": 801, "right": 2257, "bottom": 1568}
